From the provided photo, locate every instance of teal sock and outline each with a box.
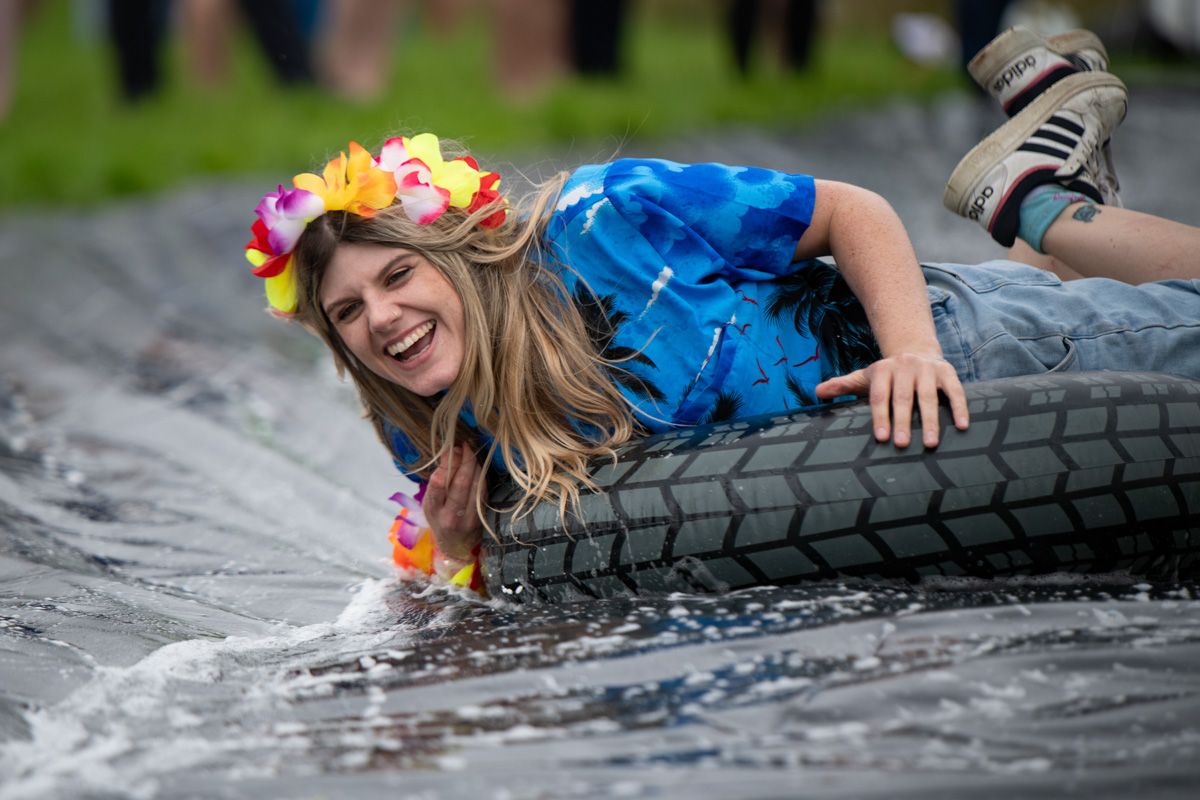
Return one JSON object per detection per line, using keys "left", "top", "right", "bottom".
{"left": 1018, "top": 184, "right": 1095, "bottom": 254}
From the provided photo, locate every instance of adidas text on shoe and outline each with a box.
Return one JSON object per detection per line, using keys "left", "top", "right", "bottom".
{"left": 944, "top": 71, "right": 1127, "bottom": 248}
{"left": 969, "top": 27, "right": 1108, "bottom": 116}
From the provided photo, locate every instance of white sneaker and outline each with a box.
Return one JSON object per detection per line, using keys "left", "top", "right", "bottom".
{"left": 970, "top": 27, "right": 1108, "bottom": 114}
{"left": 968, "top": 26, "right": 1123, "bottom": 205}
{"left": 944, "top": 71, "right": 1128, "bottom": 247}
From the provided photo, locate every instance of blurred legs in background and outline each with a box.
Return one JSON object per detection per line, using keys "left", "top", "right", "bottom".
{"left": 109, "top": 0, "right": 312, "bottom": 102}
{"left": 235, "top": 0, "right": 313, "bottom": 85}
{"left": 955, "top": 0, "right": 1012, "bottom": 93}
{"left": 107, "top": 0, "right": 168, "bottom": 101}
{"left": 568, "top": 0, "right": 627, "bottom": 76}
{"left": 491, "top": 0, "right": 568, "bottom": 102}
{"left": 728, "top": 0, "right": 818, "bottom": 75}
{"left": 319, "top": 0, "right": 403, "bottom": 101}
{"left": 180, "top": 0, "right": 235, "bottom": 87}
{"left": 427, "top": 0, "right": 472, "bottom": 37}
{"left": 0, "top": 0, "right": 37, "bottom": 121}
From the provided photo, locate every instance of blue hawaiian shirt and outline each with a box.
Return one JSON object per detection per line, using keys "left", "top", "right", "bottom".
{"left": 386, "top": 158, "right": 878, "bottom": 478}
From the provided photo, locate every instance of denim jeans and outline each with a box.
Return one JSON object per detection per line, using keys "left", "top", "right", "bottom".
{"left": 923, "top": 261, "right": 1200, "bottom": 383}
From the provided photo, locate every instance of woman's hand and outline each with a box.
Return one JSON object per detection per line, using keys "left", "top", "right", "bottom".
{"left": 798, "top": 182, "right": 968, "bottom": 448}
{"left": 815, "top": 352, "right": 970, "bottom": 448}
{"left": 423, "top": 442, "right": 485, "bottom": 563}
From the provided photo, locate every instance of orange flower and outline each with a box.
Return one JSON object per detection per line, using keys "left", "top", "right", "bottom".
{"left": 293, "top": 142, "right": 396, "bottom": 217}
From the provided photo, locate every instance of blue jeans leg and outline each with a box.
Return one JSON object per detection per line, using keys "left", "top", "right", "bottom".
{"left": 923, "top": 261, "right": 1200, "bottom": 382}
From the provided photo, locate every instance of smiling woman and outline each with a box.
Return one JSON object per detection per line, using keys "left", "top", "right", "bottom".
{"left": 319, "top": 246, "right": 466, "bottom": 398}
{"left": 271, "top": 135, "right": 640, "bottom": 581}
{"left": 246, "top": 33, "right": 1200, "bottom": 593}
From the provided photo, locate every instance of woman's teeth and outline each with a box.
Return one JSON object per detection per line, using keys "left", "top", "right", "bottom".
{"left": 386, "top": 321, "right": 435, "bottom": 359}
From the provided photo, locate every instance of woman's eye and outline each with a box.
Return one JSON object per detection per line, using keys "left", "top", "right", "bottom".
{"left": 385, "top": 268, "right": 411, "bottom": 286}
{"left": 335, "top": 302, "right": 359, "bottom": 322}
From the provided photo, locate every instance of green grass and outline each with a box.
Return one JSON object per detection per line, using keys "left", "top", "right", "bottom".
{"left": 1, "top": 2, "right": 968, "bottom": 209}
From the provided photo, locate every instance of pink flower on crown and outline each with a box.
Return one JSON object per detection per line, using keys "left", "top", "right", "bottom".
{"left": 376, "top": 133, "right": 505, "bottom": 227}
{"left": 393, "top": 161, "right": 451, "bottom": 224}
{"left": 245, "top": 185, "right": 324, "bottom": 316}
{"left": 379, "top": 136, "right": 452, "bottom": 225}
{"left": 254, "top": 185, "right": 324, "bottom": 255}
{"left": 402, "top": 134, "right": 482, "bottom": 209}
{"left": 377, "top": 137, "right": 412, "bottom": 172}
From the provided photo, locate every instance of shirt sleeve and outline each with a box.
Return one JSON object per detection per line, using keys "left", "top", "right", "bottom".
{"left": 382, "top": 419, "right": 427, "bottom": 486}
{"left": 597, "top": 158, "right": 817, "bottom": 282}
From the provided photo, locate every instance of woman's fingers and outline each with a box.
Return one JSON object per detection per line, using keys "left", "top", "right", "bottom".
{"left": 815, "top": 369, "right": 868, "bottom": 400}
{"left": 916, "top": 362, "right": 943, "bottom": 447}
{"left": 780, "top": 356, "right": 971, "bottom": 450}
{"left": 424, "top": 444, "right": 474, "bottom": 515}
{"left": 422, "top": 444, "right": 485, "bottom": 563}
{"left": 868, "top": 366, "right": 893, "bottom": 443}
{"left": 946, "top": 368, "right": 971, "bottom": 431}
{"left": 847, "top": 355, "right": 971, "bottom": 449}
{"left": 889, "top": 366, "right": 915, "bottom": 448}
{"left": 446, "top": 444, "right": 480, "bottom": 514}
{"left": 424, "top": 463, "right": 447, "bottom": 510}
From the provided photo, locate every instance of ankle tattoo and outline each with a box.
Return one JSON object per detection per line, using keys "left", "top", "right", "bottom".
{"left": 1072, "top": 205, "right": 1100, "bottom": 223}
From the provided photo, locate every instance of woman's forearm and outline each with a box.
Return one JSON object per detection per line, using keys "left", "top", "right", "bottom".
{"left": 824, "top": 184, "right": 941, "bottom": 357}
{"left": 800, "top": 180, "right": 969, "bottom": 447}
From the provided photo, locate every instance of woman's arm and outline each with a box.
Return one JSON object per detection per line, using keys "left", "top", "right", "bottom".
{"left": 796, "top": 180, "right": 969, "bottom": 447}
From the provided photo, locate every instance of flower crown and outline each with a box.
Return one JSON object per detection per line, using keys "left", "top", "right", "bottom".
{"left": 244, "top": 133, "right": 506, "bottom": 317}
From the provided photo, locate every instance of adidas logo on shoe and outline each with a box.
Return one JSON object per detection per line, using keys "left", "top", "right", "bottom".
{"left": 944, "top": 72, "right": 1127, "bottom": 247}
{"left": 970, "top": 27, "right": 1108, "bottom": 116}
{"left": 968, "top": 185, "right": 993, "bottom": 221}
{"left": 992, "top": 55, "right": 1038, "bottom": 94}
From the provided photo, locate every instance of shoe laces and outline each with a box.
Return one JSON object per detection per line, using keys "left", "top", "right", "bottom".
{"left": 1059, "top": 122, "right": 1121, "bottom": 206}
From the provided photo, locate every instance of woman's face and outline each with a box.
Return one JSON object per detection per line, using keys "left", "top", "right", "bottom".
{"left": 319, "top": 243, "right": 466, "bottom": 397}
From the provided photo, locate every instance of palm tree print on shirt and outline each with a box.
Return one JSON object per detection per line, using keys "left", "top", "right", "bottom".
{"left": 765, "top": 259, "right": 881, "bottom": 383}
{"left": 571, "top": 284, "right": 666, "bottom": 403}
{"left": 703, "top": 389, "right": 745, "bottom": 425}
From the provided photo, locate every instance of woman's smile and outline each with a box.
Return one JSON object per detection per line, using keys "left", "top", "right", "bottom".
{"left": 320, "top": 243, "right": 465, "bottom": 396}
{"left": 385, "top": 320, "right": 436, "bottom": 361}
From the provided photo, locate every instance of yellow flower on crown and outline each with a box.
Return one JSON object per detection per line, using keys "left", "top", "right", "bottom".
{"left": 293, "top": 141, "right": 397, "bottom": 217}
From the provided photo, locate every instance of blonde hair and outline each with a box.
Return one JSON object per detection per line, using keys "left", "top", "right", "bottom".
{"left": 290, "top": 167, "right": 638, "bottom": 531}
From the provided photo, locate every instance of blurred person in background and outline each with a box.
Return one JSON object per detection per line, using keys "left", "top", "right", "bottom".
{"left": 728, "top": 0, "right": 818, "bottom": 75}
{"left": 181, "top": 0, "right": 315, "bottom": 90}
{"left": 568, "top": 0, "right": 627, "bottom": 76}
{"left": 106, "top": 0, "right": 312, "bottom": 102}
{"left": 106, "top": 0, "right": 168, "bottom": 101}
{"left": 319, "top": 0, "right": 406, "bottom": 101}
{"left": 956, "top": 0, "right": 1012, "bottom": 91}
{"left": 489, "top": 0, "right": 568, "bottom": 102}
{"left": 318, "top": 0, "right": 627, "bottom": 104}
{"left": 491, "top": 0, "right": 629, "bottom": 101}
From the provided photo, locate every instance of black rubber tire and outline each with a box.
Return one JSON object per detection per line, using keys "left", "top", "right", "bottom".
{"left": 482, "top": 372, "right": 1200, "bottom": 603}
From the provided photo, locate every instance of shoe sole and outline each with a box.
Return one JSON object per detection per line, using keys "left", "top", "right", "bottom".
{"left": 944, "top": 71, "right": 1127, "bottom": 216}
{"left": 968, "top": 27, "right": 1108, "bottom": 87}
